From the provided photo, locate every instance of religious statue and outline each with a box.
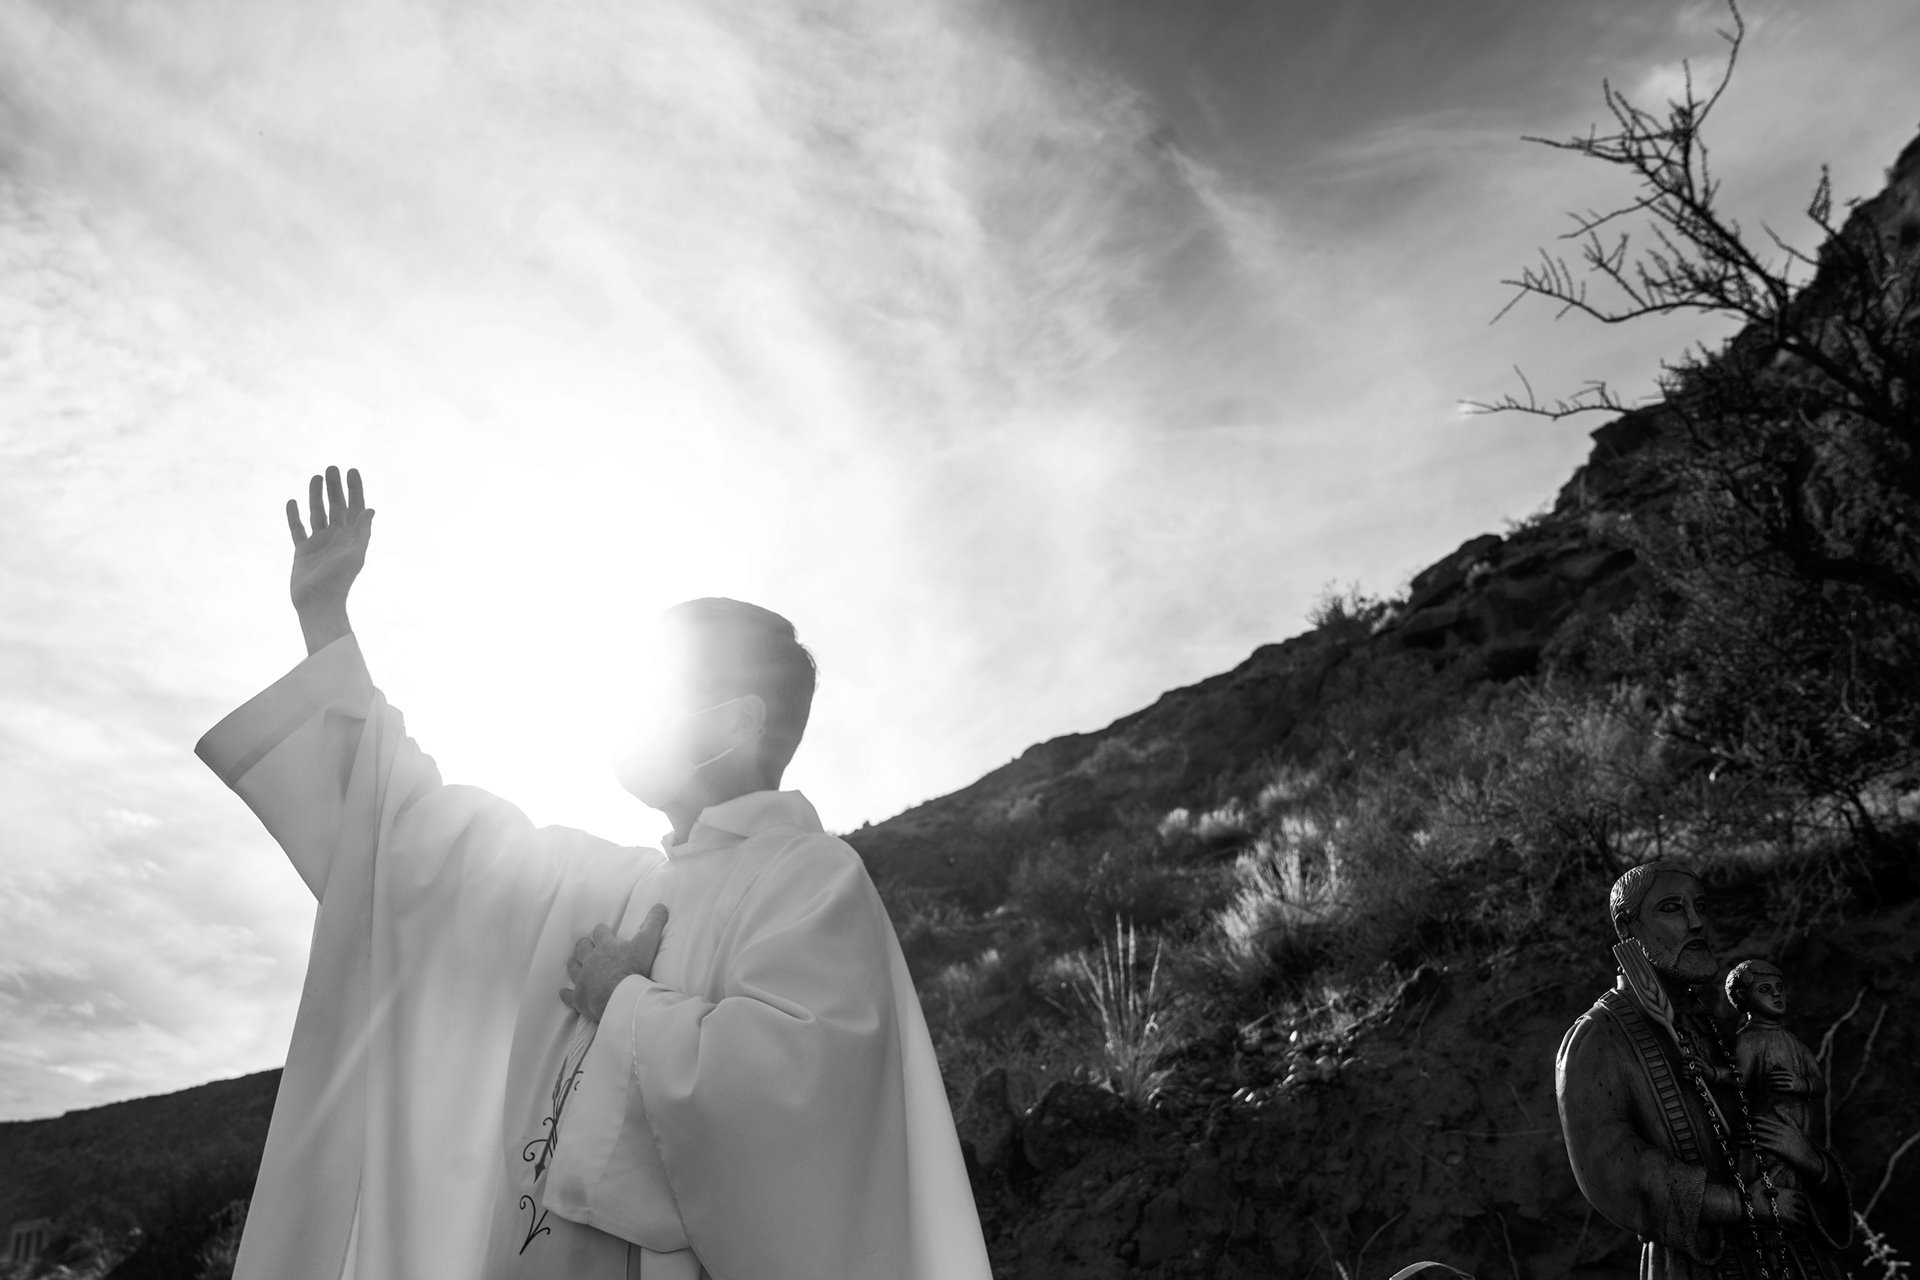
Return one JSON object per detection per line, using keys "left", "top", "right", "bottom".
{"left": 1725, "top": 961, "right": 1827, "bottom": 1195}
{"left": 1555, "top": 861, "right": 1853, "bottom": 1279}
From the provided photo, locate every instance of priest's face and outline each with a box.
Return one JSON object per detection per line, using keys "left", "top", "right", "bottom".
{"left": 1628, "top": 870, "right": 1719, "bottom": 982}
{"left": 613, "top": 693, "right": 743, "bottom": 811}
{"left": 611, "top": 625, "right": 760, "bottom": 812}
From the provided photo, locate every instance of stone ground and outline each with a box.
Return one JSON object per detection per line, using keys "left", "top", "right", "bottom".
{"left": 958, "top": 896, "right": 1920, "bottom": 1280}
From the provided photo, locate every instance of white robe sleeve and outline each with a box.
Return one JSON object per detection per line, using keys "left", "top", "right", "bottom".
{"left": 543, "top": 836, "right": 983, "bottom": 1280}
{"left": 194, "top": 632, "right": 564, "bottom": 911}
{"left": 195, "top": 633, "right": 589, "bottom": 1280}
{"left": 195, "top": 632, "right": 377, "bottom": 897}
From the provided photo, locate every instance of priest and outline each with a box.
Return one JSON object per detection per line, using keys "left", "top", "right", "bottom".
{"left": 196, "top": 465, "right": 989, "bottom": 1280}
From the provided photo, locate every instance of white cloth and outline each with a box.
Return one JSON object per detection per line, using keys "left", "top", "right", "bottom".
{"left": 542, "top": 794, "right": 992, "bottom": 1280}
{"left": 195, "top": 634, "right": 989, "bottom": 1280}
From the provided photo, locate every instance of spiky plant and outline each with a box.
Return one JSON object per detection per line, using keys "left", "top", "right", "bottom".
{"left": 1070, "top": 917, "right": 1176, "bottom": 1105}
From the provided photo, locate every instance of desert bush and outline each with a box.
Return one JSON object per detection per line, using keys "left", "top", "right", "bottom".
{"left": 1307, "top": 580, "right": 1391, "bottom": 639}
{"left": 1253, "top": 761, "right": 1323, "bottom": 816}
{"left": 884, "top": 886, "right": 980, "bottom": 984}
{"left": 194, "top": 1201, "right": 246, "bottom": 1280}
{"left": 1415, "top": 686, "right": 1676, "bottom": 876}
{"left": 1203, "top": 815, "right": 1348, "bottom": 994}
{"left": 1198, "top": 683, "right": 1770, "bottom": 980}
{"left": 1316, "top": 771, "right": 1466, "bottom": 970}
{"left": 99, "top": 1151, "right": 255, "bottom": 1280}
{"left": 1069, "top": 918, "right": 1178, "bottom": 1105}
{"left": 918, "top": 940, "right": 1043, "bottom": 1043}
{"left": 1190, "top": 799, "right": 1255, "bottom": 850}
{"left": 1006, "top": 829, "right": 1201, "bottom": 946}
{"left": 1157, "top": 757, "right": 1326, "bottom": 860}
{"left": 1071, "top": 735, "right": 1183, "bottom": 780}
{"left": 2, "top": 1196, "right": 145, "bottom": 1280}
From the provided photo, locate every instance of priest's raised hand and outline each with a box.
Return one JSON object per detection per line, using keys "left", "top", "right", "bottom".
{"left": 286, "top": 464, "right": 372, "bottom": 655}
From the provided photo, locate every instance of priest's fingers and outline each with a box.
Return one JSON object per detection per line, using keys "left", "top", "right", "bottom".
{"left": 627, "top": 903, "right": 669, "bottom": 944}
{"left": 325, "top": 466, "right": 346, "bottom": 525}
{"left": 308, "top": 474, "right": 327, "bottom": 531}
{"left": 566, "top": 954, "right": 583, "bottom": 983}
{"left": 346, "top": 467, "right": 365, "bottom": 511}
{"left": 573, "top": 935, "right": 596, "bottom": 961}
{"left": 626, "top": 903, "right": 670, "bottom": 978}
{"left": 590, "top": 923, "right": 615, "bottom": 946}
{"left": 559, "top": 986, "right": 578, "bottom": 1015}
{"left": 286, "top": 499, "right": 308, "bottom": 546}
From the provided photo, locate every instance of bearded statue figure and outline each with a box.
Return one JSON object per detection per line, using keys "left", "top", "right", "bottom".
{"left": 1555, "top": 863, "right": 1853, "bottom": 1279}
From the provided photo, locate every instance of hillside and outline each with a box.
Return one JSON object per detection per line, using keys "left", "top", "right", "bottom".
{"left": 846, "top": 485, "right": 1647, "bottom": 900}
{"left": 842, "top": 407, "right": 1920, "bottom": 1276}
{"left": 839, "top": 123, "right": 1920, "bottom": 1278}
{"left": 8, "top": 126, "right": 1919, "bottom": 1280}
{"left": 849, "top": 121, "right": 1920, "bottom": 904}
{"left": 0, "top": 1070, "right": 275, "bottom": 1274}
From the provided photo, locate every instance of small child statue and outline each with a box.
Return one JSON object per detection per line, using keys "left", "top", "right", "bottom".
{"left": 1724, "top": 959, "right": 1828, "bottom": 1192}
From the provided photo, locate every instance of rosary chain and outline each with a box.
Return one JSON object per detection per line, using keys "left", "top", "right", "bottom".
{"left": 1679, "top": 1021, "right": 1792, "bottom": 1280}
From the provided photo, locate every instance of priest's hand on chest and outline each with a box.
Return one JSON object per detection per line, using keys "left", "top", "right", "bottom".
{"left": 560, "top": 904, "right": 670, "bottom": 1023}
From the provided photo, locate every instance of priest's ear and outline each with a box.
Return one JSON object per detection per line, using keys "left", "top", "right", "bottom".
{"left": 752, "top": 689, "right": 809, "bottom": 787}
{"left": 725, "top": 695, "right": 780, "bottom": 784}
{"left": 727, "top": 693, "right": 769, "bottom": 740}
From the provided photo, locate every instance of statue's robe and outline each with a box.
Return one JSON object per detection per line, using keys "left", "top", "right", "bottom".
{"left": 1733, "top": 1022, "right": 1823, "bottom": 1140}
{"left": 1556, "top": 981, "right": 1852, "bottom": 1280}
{"left": 196, "top": 633, "right": 991, "bottom": 1280}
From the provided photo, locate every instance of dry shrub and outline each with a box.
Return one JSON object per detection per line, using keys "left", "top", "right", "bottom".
{"left": 1254, "top": 762, "right": 1322, "bottom": 816}
{"left": 195, "top": 1201, "right": 247, "bottom": 1280}
{"left": 1007, "top": 829, "right": 1201, "bottom": 946}
{"left": 885, "top": 886, "right": 979, "bottom": 984}
{"left": 1197, "top": 811, "right": 1348, "bottom": 996}
{"left": 1196, "top": 684, "right": 1764, "bottom": 982}
{"left": 919, "top": 942, "right": 1040, "bottom": 1043}
{"left": 1307, "top": 580, "right": 1391, "bottom": 638}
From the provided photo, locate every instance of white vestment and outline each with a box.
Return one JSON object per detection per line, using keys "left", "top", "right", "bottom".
{"left": 195, "top": 634, "right": 990, "bottom": 1280}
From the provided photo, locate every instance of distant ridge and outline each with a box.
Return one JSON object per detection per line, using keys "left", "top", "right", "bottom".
{"left": 0, "top": 1069, "right": 278, "bottom": 1239}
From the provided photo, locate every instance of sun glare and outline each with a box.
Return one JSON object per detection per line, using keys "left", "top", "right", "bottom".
{"left": 355, "top": 440, "right": 776, "bottom": 847}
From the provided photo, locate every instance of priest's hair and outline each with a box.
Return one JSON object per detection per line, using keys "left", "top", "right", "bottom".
{"left": 664, "top": 597, "right": 817, "bottom": 784}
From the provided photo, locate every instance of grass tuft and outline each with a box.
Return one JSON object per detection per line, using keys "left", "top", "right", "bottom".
{"left": 1070, "top": 917, "right": 1177, "bottom": 1105}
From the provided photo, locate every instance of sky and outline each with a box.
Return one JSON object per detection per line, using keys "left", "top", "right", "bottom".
{"left": 2, "top": 0, "right": 1918, "bottom": 1119}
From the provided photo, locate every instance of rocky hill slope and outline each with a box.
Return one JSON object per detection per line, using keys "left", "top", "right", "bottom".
{"left": 848, "top": 124, "right": 1920, "bottom": 910}
{"left": 841, "top": 126, "right": 1920, "bottom": 1279}
{"left": 845, "top": 426, "right": 1653, "bottom": 901}
{"left": 954, "top": 891, "right": 1920, "bottom": 1279}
